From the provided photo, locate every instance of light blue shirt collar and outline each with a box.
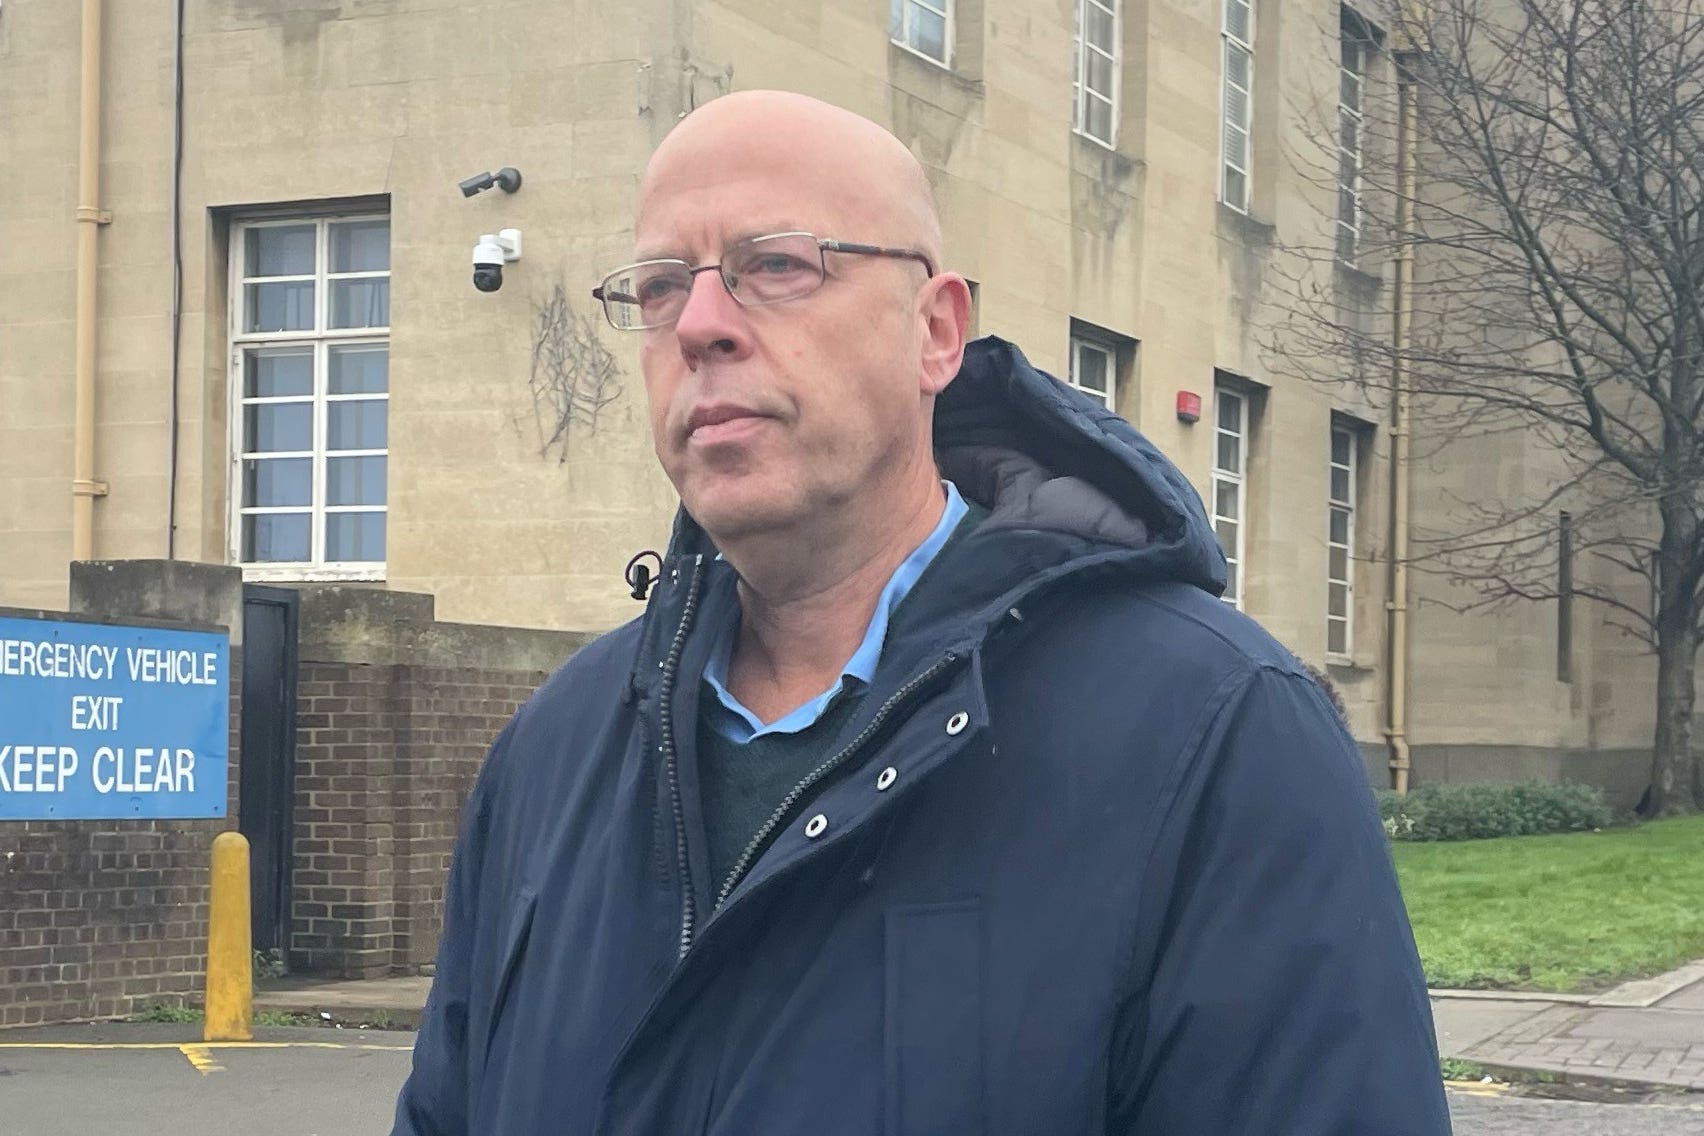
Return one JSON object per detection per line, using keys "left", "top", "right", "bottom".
{"left": 703, "top": 481, "right": 970, "bottom": 743}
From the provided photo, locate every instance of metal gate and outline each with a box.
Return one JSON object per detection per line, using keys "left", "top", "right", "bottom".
{"left": 239, "top": 585, "right": 299, "bottom": 957}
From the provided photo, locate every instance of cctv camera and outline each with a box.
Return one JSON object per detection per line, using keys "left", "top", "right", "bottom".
{"left": 471, "top": 229, "right": 522, "bottom": 293}
{"left": 472, "top": 235, "right": 506, "bottom": 292}
{"left": 459, "top": 167, "right": 523, "bottom": 197}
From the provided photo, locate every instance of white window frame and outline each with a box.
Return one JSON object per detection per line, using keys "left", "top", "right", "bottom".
{"left": 1328, "top": 424, "right": 1357, "bottom": 658}
{"left": 1337, "top": 10, "right": 1369, "bottom": 263}
{"left": 890, "top": 0, "right": 954, "bottom": 68}
{"left": 1220, "top": 0, "right": 1255, "bottom": 212}
{"left": 1212, "top": 388, "right": 1249, "bottom": 608}
{"left": 228, "top": 214, "right": 391, "bottom": 583}
{"left": 1074, "top": 0, "right": 1121, "bottom": 148}
{"left": 1068, "top": 335, "right": 1116, "bottom": 410}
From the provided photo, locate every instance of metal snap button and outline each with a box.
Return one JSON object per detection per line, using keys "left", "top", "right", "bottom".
{"left": 946, "top": 711, "right": 969, "bottom": 736}
{"left": 804, "top": 814, "right": 828, "bottom": 839}
{"left": 876, "top": 767, "right": 897, "bottom": 791}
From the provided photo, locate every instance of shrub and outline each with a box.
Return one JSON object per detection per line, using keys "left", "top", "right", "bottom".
{"left": 1376, "top": 781, "right": 1614, "bottom": 841}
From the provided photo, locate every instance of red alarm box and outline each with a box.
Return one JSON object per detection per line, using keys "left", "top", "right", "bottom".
{"left": 1176, "top": 390, "right": 1203, "bottom": 424}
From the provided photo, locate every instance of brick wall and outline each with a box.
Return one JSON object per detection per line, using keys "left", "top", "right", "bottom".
{"left": 289, "top": 662, "right": 544, "bottom": 976}
{"left": 391, "top": 666, "right": 539, "bottom": 972}
{"left": 2, "top": 823, "right": 220, "bottom": 1026}
{"left": 286, "top": 587, "right": 588, "bottom": 977}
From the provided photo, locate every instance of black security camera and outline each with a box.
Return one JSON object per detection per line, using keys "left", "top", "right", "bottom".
{"left": 459, "top": 167, "right": 523, "bottom": 198}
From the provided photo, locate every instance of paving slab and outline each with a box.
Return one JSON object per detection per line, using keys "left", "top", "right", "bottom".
{"left": 1563, "top": 1008, "right": 1704, "bottom": 1047}
{"left": 1593, "top": 962, "right": 1704, "bottom": 1008}
{"left": 248, "top": 974, "right": 434, "bottom": 1028}
{"left": 1433, "top": 988, "right": 1594, "bottom": 1004}
{"left": 1461, "top": 1011, "right": 1704, "bottom": 1090}
{"left": 1428, "top": 961, "right": 1704, "bottom": 1092}
{"left": 1662, "top": 978, "right": 1704, "bottom": 1012}
{"left": 1431, "top": 998, "right": 1553, "bottom": 1056}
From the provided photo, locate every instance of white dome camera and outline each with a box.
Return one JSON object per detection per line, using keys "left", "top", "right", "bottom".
{"left": 472, "top": 229, "right": 522, "bottom": 293}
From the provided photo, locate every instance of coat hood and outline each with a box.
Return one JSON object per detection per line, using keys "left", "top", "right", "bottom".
{"left": 658, "top": 335, "right": 1226, "bottom": 603}
{"left": 933, "top": 336, "right": 1226, "bottom": 597}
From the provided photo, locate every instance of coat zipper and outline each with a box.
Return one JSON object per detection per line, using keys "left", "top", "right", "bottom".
{"left": 657, "top": 556, "right": 705, "bottom": 961}
{"left": 708, "top": 651, "right": 964, "bottom": 917}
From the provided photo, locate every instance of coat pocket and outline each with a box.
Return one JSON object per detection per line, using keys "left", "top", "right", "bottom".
{"left": 884, "top": 898, "right": 985, "bottom": 1136}
{"left": 480, "top": 886, "right": 539, "bottom": 1077}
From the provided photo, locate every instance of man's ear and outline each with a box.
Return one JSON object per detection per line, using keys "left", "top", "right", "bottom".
{"left": 917, "top": 273, "right": 972, "bottom": 396}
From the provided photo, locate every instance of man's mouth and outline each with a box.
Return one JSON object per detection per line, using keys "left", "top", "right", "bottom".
{"left": 686, "top": 404, "right": 769, "bottom": 443}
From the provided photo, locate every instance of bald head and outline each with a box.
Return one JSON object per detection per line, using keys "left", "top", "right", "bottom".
{"left": 637, "top": 91, "right": 943, "bottom": 267}
{"left": 623, "top": 91, "right": 973, "bottom": 580}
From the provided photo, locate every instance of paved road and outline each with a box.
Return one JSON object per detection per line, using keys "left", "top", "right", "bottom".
{"left": 1450, "top": 1090, "right": 1704, "bottom": 1133}
{"left": 2, "top": 1022, "right": 1701, "bottom": 1134}
{"left": 0, "top": 1023, "right": 412, "bottom": 1136}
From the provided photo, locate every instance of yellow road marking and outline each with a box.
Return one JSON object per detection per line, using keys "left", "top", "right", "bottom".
{"left": 179, "top": 1045, "right": 224, "bottom": 1075}
{"left": 0, "top": 1042, "right": 411, "bottom": 1052}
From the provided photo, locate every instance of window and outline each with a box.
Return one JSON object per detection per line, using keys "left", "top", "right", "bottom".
{"left": 231, "top": 215, "right": 390, "bottom": 576}
{"left": 1068, "top": 322, "right": 1136, "bottom": 412}
{"left": 1337, "top": 9, "right": 1372, "bottom": 261}
{"left": 1069, "top": 336, "right": 1115, "bottom": 409}
{"left": 1213, "top": 388, "right": 1249, "bottom": 607}
{"left": 1074, "top": 0, "right": 1120, "bottom": 146}
{"left": 890, "top": 0, "right": 952, "bottom": 66}
{"left": 1220, "top": 0, "right": 1254, "bottom": 210}
{"left": 1327, "top": 424, "right": 1357, "bottom": 656}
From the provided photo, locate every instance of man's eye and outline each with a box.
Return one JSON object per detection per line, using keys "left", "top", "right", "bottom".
{"left": 750, "top": 253, "right": 809, "bottom": 275}
{"left": 638, "top": 276, "right": 687, "bottom": 302}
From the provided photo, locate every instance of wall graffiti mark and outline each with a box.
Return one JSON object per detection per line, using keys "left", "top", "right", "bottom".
{"left": 529, "top": 280, "right": 624, "bottom": 463}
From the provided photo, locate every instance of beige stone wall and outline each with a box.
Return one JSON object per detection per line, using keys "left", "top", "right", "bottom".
{"left": 1401, "top": 428, "right": 1577, "bottom": 747}
{"left": 1, "top": 0, "right": 684, "bottom": 633}
{"left": 1, "top": 0, "right": 85, "bottom": 612}
{"left": 0, "top": 0, "right": 1665, "bottom": 769}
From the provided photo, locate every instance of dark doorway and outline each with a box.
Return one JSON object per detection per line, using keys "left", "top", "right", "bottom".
{"left": 240, "top": 585, "right": 299, "bottom": 958}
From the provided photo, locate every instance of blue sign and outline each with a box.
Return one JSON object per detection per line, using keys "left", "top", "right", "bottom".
{"left": 0, "top": 616, "right": 229, "bottom": 820}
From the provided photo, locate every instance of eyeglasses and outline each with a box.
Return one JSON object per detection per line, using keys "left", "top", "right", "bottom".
{"left": 592, "top": 231, "right": 935, "bottom": 331}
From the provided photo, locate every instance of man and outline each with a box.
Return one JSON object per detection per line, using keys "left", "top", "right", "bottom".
{"left": 394, "top": 91, "right": 1450, "bottom": 1135}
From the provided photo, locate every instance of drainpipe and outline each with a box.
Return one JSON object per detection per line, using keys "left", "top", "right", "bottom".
{"left": 72, "top": 0, "right": 111, "bottom": 560}
{"left": 1386, "top": 53, "right": 1418, "bottom": 793}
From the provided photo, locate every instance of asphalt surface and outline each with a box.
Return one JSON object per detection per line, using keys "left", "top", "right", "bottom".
{"left": 2, "top": 1022, "right": 1701, "bottom": 1134}
{"left": 1449, "top": 1090, "right": 1704, "bottom": 1133}
{"left": 0, "top": 1023, "right": 413, "bottom": 1136}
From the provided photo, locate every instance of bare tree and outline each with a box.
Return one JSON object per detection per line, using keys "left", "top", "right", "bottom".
{"left": 1272, "top": 0, "right": 1704, "bottom": 814}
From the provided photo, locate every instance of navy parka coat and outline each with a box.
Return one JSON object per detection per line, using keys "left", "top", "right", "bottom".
{"left": 393, "top": 337, "right": 1451, "bottom": 1136}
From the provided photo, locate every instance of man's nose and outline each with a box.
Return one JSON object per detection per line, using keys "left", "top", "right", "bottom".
{"left": 674, "top": 267, "right": 749, "bottom": 364}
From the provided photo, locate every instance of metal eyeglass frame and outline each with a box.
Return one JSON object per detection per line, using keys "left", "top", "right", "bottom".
{"left": 591, "top": 232, "right": 937, "bottom": 330}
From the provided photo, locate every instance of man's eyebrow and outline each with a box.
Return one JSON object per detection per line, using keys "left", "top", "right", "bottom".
{"left": 731, "top": 223, "right": 813, "bottom": 243}
{"left": 632, "top": 225, "right": 818, "bottom": 263}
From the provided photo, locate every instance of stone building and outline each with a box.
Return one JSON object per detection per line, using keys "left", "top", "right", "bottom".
{"left": 0, "top": 0, "right": 1658, "bottom": 803}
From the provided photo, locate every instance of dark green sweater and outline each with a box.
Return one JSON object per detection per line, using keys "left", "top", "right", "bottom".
{"left": 695, "top": 687, "right": 867, "bottom": 898}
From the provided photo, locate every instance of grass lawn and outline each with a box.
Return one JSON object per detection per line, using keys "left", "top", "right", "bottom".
{"left": 1392, "top": 814, "right": 1704, "bottom": 993}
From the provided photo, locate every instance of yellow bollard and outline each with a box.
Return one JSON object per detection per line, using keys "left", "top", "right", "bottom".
{"left": 204, "top": 830, "right": 253, "bottom": 1042}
